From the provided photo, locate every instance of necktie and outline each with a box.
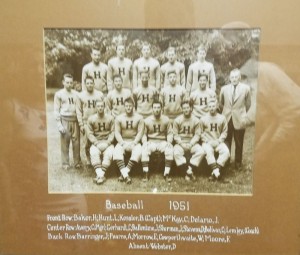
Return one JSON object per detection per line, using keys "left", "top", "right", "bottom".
{"left": 232, "top": 85, "right": 237, "bottom": 103}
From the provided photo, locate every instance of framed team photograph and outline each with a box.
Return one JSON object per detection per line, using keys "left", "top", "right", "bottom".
{"left": 1, "top": 1, "right": 300, "bottom": 255}
{"left": 45, "top": 28, "right": 260, "bottom": 194}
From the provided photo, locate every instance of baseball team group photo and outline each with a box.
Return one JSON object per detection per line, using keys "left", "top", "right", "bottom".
{"left": 45, "top": 28, "right": 259, "bottom": 194}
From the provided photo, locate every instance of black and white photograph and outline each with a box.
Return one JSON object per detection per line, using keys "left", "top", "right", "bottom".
{"left": 45, "top": 28, "right": 260, "bottom": 194}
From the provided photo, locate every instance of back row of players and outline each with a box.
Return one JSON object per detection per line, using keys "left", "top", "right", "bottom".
{"left": 54, "top": 43, "right": 252, "bottom": 185}
{"left": 82, "top": 43, "right": 216, "bottom": 94}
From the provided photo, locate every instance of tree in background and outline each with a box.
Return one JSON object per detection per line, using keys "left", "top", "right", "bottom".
{"left": 44, "top": 28, "right": 259, "bottom": 91}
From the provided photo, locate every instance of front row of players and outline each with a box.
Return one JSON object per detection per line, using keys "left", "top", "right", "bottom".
{"left": 86, "top": 97, "right": 230, "bottom": 185}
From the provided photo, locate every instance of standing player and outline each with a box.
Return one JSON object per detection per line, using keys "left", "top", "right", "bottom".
{"left": 82, "top": 46, "right": 108, "bottom": 95}
{"left": 106, "top": 74, "right": 132, "bottom": 117}
{"left": 132, "top": 43, "right": 160, "bottom": 91}
{"left": 87, "top": 100, "right": 114, "bottom": 185}
{"left": 200, "top": 99, "right": 230, "bottom": 181}
{"left": 160, "top": 70, "right": 186, "bottom": 122}
{"left": 219, "top": 68, "right": 251, "bottom": 170}
{"left": 190, "top": 74, "right": 216, "bottom": 119}
{"left": 113, "top": 97, "right": 144, "bottom": 184}
{"left": 107, "top": 44, "right": 133, "bottom": 91}
{"left": 160, "top": 47, "right": 185, "bottom": 88}
{"left": 173, "top": 100, "right": 205, "bottom": 181}
{"left": 133, "top": 71, "right": 158, "bottom": 118}
{"left": 76, "top": 76, "right": 104, "bottom": 166}
{"left": 186, "top": 45, "right": 216, "bottom": 94}
{"left": 54, "top": 74, "right": 81, "bottom": 170}
{"left": 141, "top": 100, "right": 173, "bottom": 182}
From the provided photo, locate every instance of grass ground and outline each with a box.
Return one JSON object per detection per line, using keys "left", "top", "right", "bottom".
{"left": 47, "top": 93, "right": 254, "bottom": 195}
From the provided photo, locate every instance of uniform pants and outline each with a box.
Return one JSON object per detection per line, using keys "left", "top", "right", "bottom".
{"left": 90, "top": 144, "right": 114, "bottom": 170}
{"left": 142, "top": 141, "right": 173, "bottom": 162}
{"left": 202, "top": 142, "right": 230, "bottom": 167}
{"left": 113, "top": 143, "right": 142, "bottom": 162}
{"left": 82, "top": 124, "right": 92, "bottom": 163}
{"left": 174, "top": 144, "right": 205, "bottom": 167}
{"left": 60, "top": 119, "right": 81, "bottom": 166}
{"left": 225, "top": 118, "right": 245, "bottom": 164}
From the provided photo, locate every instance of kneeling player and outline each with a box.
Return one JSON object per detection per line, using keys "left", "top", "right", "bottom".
{"left": 173, "top": 100, "right": 205, "bottom": 181}
{"left": 142, "top": 100, "right": 173, "bottom": 182}
{"left": 87, "top": 100, "right": 114, "bottom": 184}
{"left": 113, "top": 97, "right": 144, "bottom": 184}
{"left": 200, "top": 99, "right": 230, "bottom": 181}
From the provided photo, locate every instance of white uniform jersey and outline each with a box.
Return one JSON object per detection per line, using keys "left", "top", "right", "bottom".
{"left": 133, "top": 57, "right": 160, "bottom": 90}
{"left": 133, "top": 86, "right": 158, "bottom": 118}
{"left": 200, "top": 113, "right": 228, "bottom": 143}
{"left": 106, "top": 88, "right": 132, "bottom": 117}
{"left": 161, "top": 61, "right": 185, "bottom": 88}
{"left": 186, "top": 60, "right": 216, "bottom": 93}
{"left": 107, "top": 57, "right": 133, "bottom": 91}
{"left": 190, "top": 88, "right": 216, "bottom": 119}
{"left": 54, "top": 88, "right": 78, "bottom": 122}
{"left": 76, "top": 90, "right": 104, "bottom": 127}
{"left": 82, "top": 62, "right": 108, "bottom": 94}
{"left": 173, "top": 114, "right": 201, "bottom": 144}
{"left": 160, "top": 85, "right": 186, "bottom": 120}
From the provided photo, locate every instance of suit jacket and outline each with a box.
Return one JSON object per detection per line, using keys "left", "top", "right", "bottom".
{"left": 219, "top": 82, "right": 251, "bottom": 130}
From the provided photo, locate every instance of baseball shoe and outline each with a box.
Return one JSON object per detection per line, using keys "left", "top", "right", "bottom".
{"left": 124, "top": 176, "right": 132, "bottom": 185}
{"left": 208, "top": 174, "right": 217, "bottom": 182}
{"left": 235, "top": 162, "right": 242, "bottom": 171}
{"left": 74, "top": 163, "right": 82, "bottom": 169}
{"left": 185, "top": 173, "right": 196, "bottom": 181}
{"left": 164, "top": 174, "right": 172, "bottom": 183}
{"left": 118, "top": 175, "right": 124, "bottom": 182}
{"left": 142, "top": 172, "right": 149, "bottom": 182}
{"left": 62, "top": 164, "right": 70, "bottom": 170}
{"left": 86, "top": 163, "right": 92, "bottom": 169}
{"left": 95, "top": 176, "right": 106, "bottom": 185}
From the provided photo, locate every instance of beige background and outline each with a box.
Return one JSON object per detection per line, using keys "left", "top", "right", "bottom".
{"left": 0, "top": 0, "right": 300, "bottom": 254}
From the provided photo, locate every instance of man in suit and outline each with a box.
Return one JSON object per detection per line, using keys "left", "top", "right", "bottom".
{"left": 219, "top": 68, "right": 251, "bottom": 170}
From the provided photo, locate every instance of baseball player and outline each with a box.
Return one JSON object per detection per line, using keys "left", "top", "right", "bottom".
{"left": 132, "top": 43, "right": 160, "bottom": 91}
{"left": 160, "top": 70, "right": 186, "bottom": 122}
{"left": 76, "top": 76, "right": 104, "bottom": 166}
{"left": 113, "top": 96, "right": 144, "bottom": 184}
{"left": 106, "top": 74, "right": 132, "bottom": 117}
{"left": 107, "top": 44, "right": 133, "bottom": 91}
{"left": 141, "top": 100, "right": 173, "bottom": 182}
{"left": 54, "top": 73, "right": 81, "bottom": 170}
{"left": 219, "top": 68, "right": 251, "bottom": 170}
{"left": 133, "top": 71, "right": 158, "bottom": 118}
{"left": 200, "top": 99, "right": 230, "bottom": 181}
{"left": 173, "top": 100, "right": 205, "bottom": 181}
{"left": 82, "top": 46, "right": 108, "bottom": 94}
{"left": 87, "top": 100, "right": 114, "bottom": 184}
{"left": 160, "top": 47, "right": 185, "bottom": 88}
{"left": 186, "top": 45, "right": 216, "bottom": 94}
{"left": 190, "top": 74, "right": 216, "bottom": 119}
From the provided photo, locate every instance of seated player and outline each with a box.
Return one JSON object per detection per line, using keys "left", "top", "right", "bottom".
{"left": 160, "top": 70, "right": 186, "bottom": 122}
{"left": 106, "top": 74, "right": 132, "bottom": 117}
{"left": 113, "top": 97, "right": 144, "bottom": 184}
{"left": 87, "top": 100, "right": 114, "bottom": 184}
{"left": 76, "top": 76, "right": 104, "bottom": 167}
{"left": 200, "top": 99, "right": 230, "bottom": 181}
{"left": 133, "top": 71, "right": 158, "bottom": 118}
{"left": 141, "top": 100, "right": 173, "bottom": 182}
{"left": 173, "top": 100, "right": 205, "bottom": 181}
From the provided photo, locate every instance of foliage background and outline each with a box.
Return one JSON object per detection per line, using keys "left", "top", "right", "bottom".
{"left": 44, "top": 28, "right": 260, "bottom": 90}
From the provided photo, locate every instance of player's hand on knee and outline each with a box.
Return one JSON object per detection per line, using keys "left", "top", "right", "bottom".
{"left": 97, "top": 142, "right": 108, "bottom": 152}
